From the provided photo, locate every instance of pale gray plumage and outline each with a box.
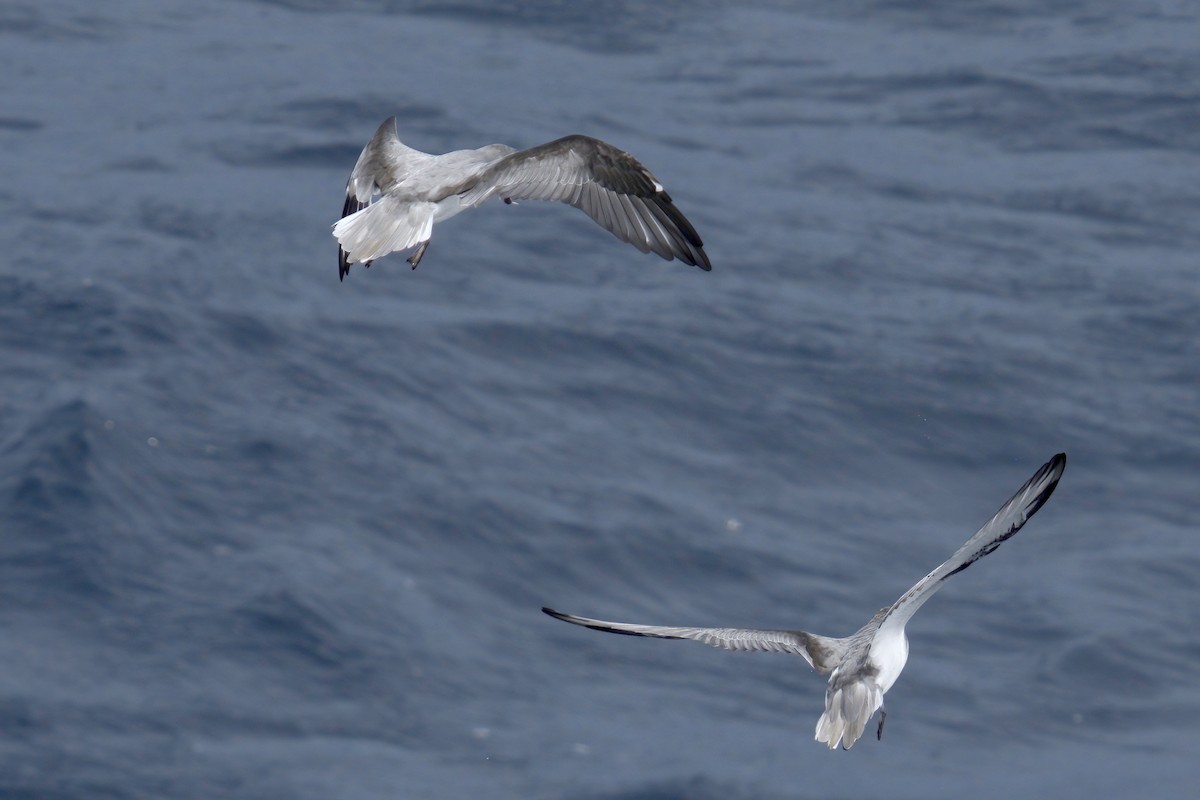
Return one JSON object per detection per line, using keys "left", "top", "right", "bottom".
{"left": 333, "top": 117, "right": 711, "bottom": 280}
{"left": 544, "top": 453, "right": 1066, "bottom": 750}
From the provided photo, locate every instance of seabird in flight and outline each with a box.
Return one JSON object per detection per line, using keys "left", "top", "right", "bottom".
{"left": 333, "top": 117, "right": 711, "bottom": 280}
{"left": 544, "top": 453, "right": 1067, "bottom": 749}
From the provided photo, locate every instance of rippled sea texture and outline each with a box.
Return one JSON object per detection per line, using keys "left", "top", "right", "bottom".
{"left": 1, "top": 1, "right": 1198, "bottom": 797}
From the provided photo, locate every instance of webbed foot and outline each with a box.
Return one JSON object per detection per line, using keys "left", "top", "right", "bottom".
{"left": 408, "top": 240, "right": 430, "bottom": 269}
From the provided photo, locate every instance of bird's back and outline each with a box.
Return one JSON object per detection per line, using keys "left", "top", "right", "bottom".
{"left": 408, "top": 144, "right": 518, "bottom": 201}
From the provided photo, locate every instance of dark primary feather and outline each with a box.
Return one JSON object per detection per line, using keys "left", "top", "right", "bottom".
{"left": 941, "top": 452, "right": 1066, "bottom": 580}
{"left": 876, "top": 452, "right": 1067, "bottom": 638}
{"left": 473, "top": 135, "right": 712, "bottom": 270}
{"left": 542, "top": 607, "right": 673, "bottom": 637}
{"left": 338, "top": 193, "right": 369, "bottom": 281}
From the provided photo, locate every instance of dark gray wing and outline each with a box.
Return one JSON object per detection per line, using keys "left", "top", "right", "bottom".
{"left": 879, "top": 453, "right": 1067, "bottom": 636}
{"left": 543, "top": 607, "right": 845, "bottom": 673}
{"left": 460, "top": 136, "right": 711, "bottom": 270}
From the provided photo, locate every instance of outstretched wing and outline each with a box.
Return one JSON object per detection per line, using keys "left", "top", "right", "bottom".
{"left": 879, "top": 453, "right": 1067, "bottom": 635}
{"left": 336, "top": 117, "right": 436, "bottom": 280}
{"left": 542, "top": 607, "right": 844, "bottom": 673}
{"left": 460, "top": 136, "right": 711, "bottom": 270}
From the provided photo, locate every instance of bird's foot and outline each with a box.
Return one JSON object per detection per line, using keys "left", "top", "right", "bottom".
{"left": 407, "top": 241, "right": 429, "bottom": 270}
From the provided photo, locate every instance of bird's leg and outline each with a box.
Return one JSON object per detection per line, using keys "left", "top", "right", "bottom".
{"left": 503, "top": 197, "right": 518, "bottom": 205}
{"left": 876, "top": 708, "right": 887, "bottom": 741}
{"left": 407, "top": 240, "right": 430, "bottom": 269}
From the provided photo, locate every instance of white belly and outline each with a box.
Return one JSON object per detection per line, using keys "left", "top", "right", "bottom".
{"left": 870, "top": 626, "right": 910, "bottom": 693}
{"left": 433, "top": 195, "right": 469, "bottom": 223}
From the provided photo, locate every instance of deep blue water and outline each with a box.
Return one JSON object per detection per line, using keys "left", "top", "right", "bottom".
{"left": 2, "top": 1, "right": 1198, "bottom": 797}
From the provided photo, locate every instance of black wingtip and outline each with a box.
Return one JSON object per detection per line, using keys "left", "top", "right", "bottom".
{"left": 647, "top": 193, "right": 710, "bottom": 270}
{"left": 1039, "top": 451, "right": 1067, "bottom": 487}
{"left": 1048, "top": 452, "right": 1067, "bottom": 484}
{"left": 1027, "top": 452, "right": 1067, "bottom": 517}
{"left": 338, "top": 194, "right": 369, "bottom": 282}
{"left": 341, "top": 194, "right": 364, "bottom": 220}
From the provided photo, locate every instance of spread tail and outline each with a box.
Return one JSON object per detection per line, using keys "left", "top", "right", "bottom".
{"left": 332, "top": 195, "right": 436, "bottom": 268}
{"left": 814, "top": 680, "right": 883, "bottom": 750}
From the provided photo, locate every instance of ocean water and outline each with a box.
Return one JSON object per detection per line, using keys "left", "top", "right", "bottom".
{"left": 1, "top": 1, "right": 1198, "bottom": 797}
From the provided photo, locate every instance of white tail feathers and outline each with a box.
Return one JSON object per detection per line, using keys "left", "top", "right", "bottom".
{"left": 814, "top": 680, "right": 883, "bottom": 750}
{"left": 332, "top": 195, "right": 436, "bottom": 265}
